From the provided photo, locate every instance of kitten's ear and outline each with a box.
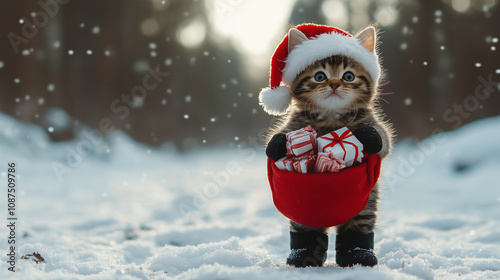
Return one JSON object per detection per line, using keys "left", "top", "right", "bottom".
{"left": 288, "top": 28, "right": 309, "bottom": 53}
{"left": 356, "top": 26, "right": 377, "bottom": 53}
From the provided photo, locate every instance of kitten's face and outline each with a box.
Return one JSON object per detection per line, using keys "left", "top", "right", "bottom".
{"left": 291, "top": 55, "right": 375, "bottom": 113}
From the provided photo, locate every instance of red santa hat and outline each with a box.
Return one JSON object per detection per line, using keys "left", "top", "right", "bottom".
{"left": 259, "top": 23, "right": 380, "bottom": 115}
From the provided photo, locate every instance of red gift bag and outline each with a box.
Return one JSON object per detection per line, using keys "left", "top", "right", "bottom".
{"left": 267, "top": 154, "right": 382, "bottom": 228}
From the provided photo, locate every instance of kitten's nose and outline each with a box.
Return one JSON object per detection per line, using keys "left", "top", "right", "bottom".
{"left": 330, "top": 83, "right": 340, "bottom": 90}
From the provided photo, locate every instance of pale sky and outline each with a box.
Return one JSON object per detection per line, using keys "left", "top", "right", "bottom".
{"left": 204, "top": 0, "right": 297, "bottom": 78}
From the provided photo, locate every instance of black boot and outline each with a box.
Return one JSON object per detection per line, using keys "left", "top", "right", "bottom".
{"left": 335, "top": 231, "right": 377, "bottom": 267}
{"left": 286, "top": 231, "right": 328, "bottom": 267}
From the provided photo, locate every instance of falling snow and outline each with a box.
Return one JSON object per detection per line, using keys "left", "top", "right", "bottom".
{"left": 92, "top": 26, "right": 100, "bottom": 34}
{"left": 402, "top": 26, "right": 409, "bottom": 35}
{"left": 475, "top": 62, "right": 482, "bottom": 67}
{"left": 68, "top": 50, "right": 74, "bottom": 55}
{"left": 47, "top": 84, "right": 55, "bottom": 92}
{"left": 404, "top": 97, "right": 412, "bottom": 106}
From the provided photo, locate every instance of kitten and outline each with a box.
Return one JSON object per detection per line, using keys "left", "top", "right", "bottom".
{"left": 264, "top": 25, "right": 394, "bottom": 267}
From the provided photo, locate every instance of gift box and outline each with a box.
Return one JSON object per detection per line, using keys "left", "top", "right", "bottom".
{"left": 292, "top": 155, "right": 316, "bottom": 174}
{"left": 275, "top": 157, "right": 294, "bottom": 172}
{"left": 315, "top": 152, "right": 346, "bottom": 173}
{"left": 286, "top": 125, "right": 317, "bottom": 157}
{"left": 317, "top": 127, "right": 364, "bottom": 167}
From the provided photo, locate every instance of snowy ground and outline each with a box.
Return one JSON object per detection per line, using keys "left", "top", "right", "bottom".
{"left": 0, "top": 113, "right": 499, "bottom": 280}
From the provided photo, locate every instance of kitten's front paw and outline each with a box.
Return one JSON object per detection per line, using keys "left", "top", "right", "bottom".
{"left": 353, "top": 126, "right": 382, "bottom": 154}
{"left": 266, "top": 133, "right": 288, "bottom": 161}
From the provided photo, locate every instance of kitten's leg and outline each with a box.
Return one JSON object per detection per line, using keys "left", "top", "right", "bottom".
{"left": 335, "top": 183, "right": 379, "bottom": 267}
{"left": 286, "top": 221, "right": 329, "bottom": 267}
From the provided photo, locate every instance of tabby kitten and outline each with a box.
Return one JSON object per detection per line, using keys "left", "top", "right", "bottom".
{"left": 265, "top": 26, "right": 393, "bottom": 267}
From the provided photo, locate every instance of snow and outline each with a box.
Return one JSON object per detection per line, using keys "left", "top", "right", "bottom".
{"left": 47, "top": 84, "right": 55, "bottom": 92}
{"left": 1, "top": 112, "right": 500, "bottom": 279}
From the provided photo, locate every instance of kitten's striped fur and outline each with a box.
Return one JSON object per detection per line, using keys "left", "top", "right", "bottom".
{"left": 268, "top": 43, "right": 394, "bottom": 235}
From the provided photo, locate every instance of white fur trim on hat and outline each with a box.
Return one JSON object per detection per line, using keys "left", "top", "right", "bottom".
{"left": 282, "top": 32, "right": 380, "bottom": 85}
{"left": 258, "top": 86, "right": 292, "bottom": 116}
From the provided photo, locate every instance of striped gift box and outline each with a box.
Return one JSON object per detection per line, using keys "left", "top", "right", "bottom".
{"left": 275, "top": 157, "right": 294, "bottom": 171}
{"left": 292, "top": 155, "right": 316, "bottom": 174}
{"left": 315, "top": 152, "right": 346, "bottom": 173}
{"left": 285, "top": 125, "right": 317, "bottom": 157}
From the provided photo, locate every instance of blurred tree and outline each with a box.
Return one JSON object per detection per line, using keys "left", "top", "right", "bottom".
{"left": 0, "top": 0, "right": 260, "bottom": 149}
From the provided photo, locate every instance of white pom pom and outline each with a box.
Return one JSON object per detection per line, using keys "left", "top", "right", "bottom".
{"left": 258, "top": 86, "right": 292, "bottom": 116}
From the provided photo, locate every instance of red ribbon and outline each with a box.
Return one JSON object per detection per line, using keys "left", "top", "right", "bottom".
{"left": 320, "top": 130, "right": 359, "bottom": 162}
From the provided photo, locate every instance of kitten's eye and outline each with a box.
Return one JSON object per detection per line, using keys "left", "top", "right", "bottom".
{"left": 313, "top": 72, "right": 327, "bottom": 82}
{"left": 342, "top": 71, "right": 355, "bottom": 82}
